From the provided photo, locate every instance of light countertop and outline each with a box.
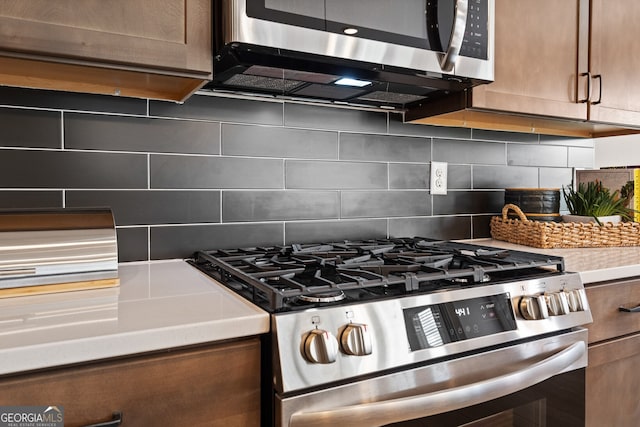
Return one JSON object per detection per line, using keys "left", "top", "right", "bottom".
{"left": 472, "top": 239, "right": 640, "bottom": 284}
{"left": 0, "top": 260, "right": 269, "bottom": 376}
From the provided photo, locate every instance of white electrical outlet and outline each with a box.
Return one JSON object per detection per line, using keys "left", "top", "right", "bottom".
{"left": 430, "top": 161, "right": 448, "bottom": 195}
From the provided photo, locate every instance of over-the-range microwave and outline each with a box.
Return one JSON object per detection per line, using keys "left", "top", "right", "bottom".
{"left": 207, "top": 0, "right": 494, "bottom": 109}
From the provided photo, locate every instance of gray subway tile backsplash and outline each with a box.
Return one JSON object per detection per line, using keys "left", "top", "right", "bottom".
{"left": 150, "top": 222, "right": 284, "bottom": 259}
{"left": 341, "top": 191, "right": 430, "bottom": 218}
{"left": 389, "top": 216, "right": 472, "bottom": 240}
{"left": 284, "top": 103, "right": 386, "bottom": 133}
{"left": 473, "top": 165, "right": 539, "bottom": 189}
{"left": 150, "top": 94, "right": 283, "bottom": 125}
{"left": 285, "top": 160, "right": 388, "bottom": 189}
{"left": 116, "top": 228, "right": 149, "bottom": 262}
{"left": 223, "top": 191, "right": 339, "bottom": 222}
{"left": 472, "top": 215, "right": 494, "bottom": 238}
{"left": 0, "top": 191, "right": 62, "bottom": 209}
{"left": 65, "top": 113, "right": 220, "bottom": 154}
{"left": 339, "top": 133, "right": 430, "bottom": 163}
{"left": 66, "top": 190, "right": 221, "bottom": 225}
{"left": 389, "top": 164, "right": 430, "bottom": 189}
{"left": 0, "top": 86, "right": 146, "bottom": 115}
{"left": 1, "top": 108, "right": 61, "bottom": 149}
{"left": 222, "top": 123, "right": 338, "bottom": 159}
{"left": 507, "top": 144, "right": 568, "bottom": 167}
{"left": 150, "top": 155, "right": 284, "bottom": 189}
{"left": 545, "top": 169, "right": 572, "bottom": 213}
{"left": 0, "top": 149, "right": 147, "bottom": 189}
{"left": 433, "top": 191, "right": 504, "bottom": 215}
{"left": 285, "top": 219, "right": 387, "bottom": 244}
{"left": 433, "top": 138, "right": 506, "bottom": 165}
{"left": 568, "top": 146, "right": 595, "bottom": 168}
{"left": 0, "top": 87, "right": 595, "bottom": 261}
{"left": 447, "top": 165, "right": 473, "bottom": 189}
{"left": 539, "top": 167, "right": 573, "bottom": 189}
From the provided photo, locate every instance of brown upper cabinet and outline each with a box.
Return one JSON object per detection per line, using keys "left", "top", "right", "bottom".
{"left": 0, "top": 0, "right": 212, "bottom": 102}
{"left": 588, "top": 0, "right": 640, "bottom": 126}
{"left": 407, "top": 0, "right": 640, "bottom": 138}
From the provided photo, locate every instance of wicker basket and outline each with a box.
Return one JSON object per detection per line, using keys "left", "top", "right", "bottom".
{"left": 490, "top": 204, "right": 640, "bottom": 248}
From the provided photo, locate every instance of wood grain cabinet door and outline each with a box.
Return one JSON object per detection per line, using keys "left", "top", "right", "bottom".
{"left": 584, "top": 278, "right": 640, "bottom": 343}
{"left": 586, "top": 334, "right": 640, "bottom": 427}
{"left": 585, "top": 278, "right": 640, "bottom": 427}
{"left": 588, "top": 0, "right": 640, "bottom": 126}
{"left": 0, "top": 339, "right": 261, "bottom": 427}
{"left": 0, "top": 0, "right": 212, "bottom": 101}
{"left": 471, "top": 0, "right": 588, "bottom": 120}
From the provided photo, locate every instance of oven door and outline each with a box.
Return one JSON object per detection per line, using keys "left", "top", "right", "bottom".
{"left": 277, "top": 328, "right": 587, "bottom": 427}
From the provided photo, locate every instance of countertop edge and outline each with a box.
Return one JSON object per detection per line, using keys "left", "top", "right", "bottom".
{"left": 0, "top": 314, "right": 270, "bottom": 376}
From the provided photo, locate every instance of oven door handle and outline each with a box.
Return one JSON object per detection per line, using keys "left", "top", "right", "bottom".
{"left": 289, "top": 340, "right": 585, "bottom": 427}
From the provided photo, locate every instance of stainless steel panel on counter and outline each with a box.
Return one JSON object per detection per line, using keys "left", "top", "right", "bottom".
{"left": 0, "top": 208, "right": 118, "bottom": 289}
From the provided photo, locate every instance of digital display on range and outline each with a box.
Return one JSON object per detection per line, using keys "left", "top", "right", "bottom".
{"left": 403, "top": 294, "right": 517, "bottom": 352}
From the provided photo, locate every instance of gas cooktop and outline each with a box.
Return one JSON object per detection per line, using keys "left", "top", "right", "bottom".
{"left": 189, "top": 237, "right": 566, "bottom": 313}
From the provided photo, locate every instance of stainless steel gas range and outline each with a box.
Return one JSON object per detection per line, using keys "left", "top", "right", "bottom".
{"left": 190, "top": 237, "right": 592, "bottom": 427}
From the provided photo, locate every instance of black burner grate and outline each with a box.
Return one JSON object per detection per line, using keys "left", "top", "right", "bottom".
{"left": 188, "top": 237, "right": 565, "bottom": 312}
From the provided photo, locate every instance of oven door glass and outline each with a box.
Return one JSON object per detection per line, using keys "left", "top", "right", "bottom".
{"left": 246, "top": 0, "right": 488, "bottom": 59}
{"left": 386, "top": 369, "right": 585, "bottom": 427}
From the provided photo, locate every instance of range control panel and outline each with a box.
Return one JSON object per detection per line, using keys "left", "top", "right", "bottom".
{"left": 403, "top": 293, "right": 515, "bottom": 351}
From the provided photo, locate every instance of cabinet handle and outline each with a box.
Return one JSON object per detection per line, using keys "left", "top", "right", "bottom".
{"left": 580, "top": 72, "right": 592, "bottom": 103}
{"left": 619, "top": 305, "right": 640, "bottom": 313}
{"left": 82, "top": 412, "right": 122, "bottom": 427}
{"left": 439, "top": 0, "right": 469, "bottom": 72}
{"left": 592, "top": 74, "right": 603, "bottom": 105}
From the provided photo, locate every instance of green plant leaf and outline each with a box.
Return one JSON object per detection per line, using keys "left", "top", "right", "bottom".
{"left": 562, "top": 180, "right": 635, "bottom": 221}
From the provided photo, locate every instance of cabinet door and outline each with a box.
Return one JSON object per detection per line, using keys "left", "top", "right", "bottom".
{"left": 589, "top": 0, "right": 640, "bottom": 125}
{"left": 0, "top": 339, "right": 261, "bottom": 427}
{"left": 0, "top": 0, "right": 211, "bottom": 101}
{"left": 471, "top": 0, "right": 588, "bottom": 120}
{"left": 0, "top": 0, "right": 210, "bottom": 73}
{"left": 586, "top": 333, "right": 640, "bottom": 427}
{"left": 584, "top": 277, "right": 640, "bottom": 344}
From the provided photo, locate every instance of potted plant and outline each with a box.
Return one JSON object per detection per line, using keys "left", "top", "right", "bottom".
{"left": 562, "top": 180, "right": 635, "bottom": 224}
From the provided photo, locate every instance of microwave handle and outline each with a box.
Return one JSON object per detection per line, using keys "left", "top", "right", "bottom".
{"left": 439, "top": 0, "right": 469, "bottom": 72}
{"left": 289, "top": 340, "right": 585, "bottom": 427}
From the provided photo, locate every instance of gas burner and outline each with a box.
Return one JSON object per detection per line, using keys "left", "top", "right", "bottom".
{"left": 298, "top": 290, "right": 346, "bottom": 303}
{"left": 190, "top": 237, "right": 566, "bottom": 312}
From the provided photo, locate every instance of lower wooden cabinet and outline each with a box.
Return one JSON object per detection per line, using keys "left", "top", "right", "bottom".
{"left": 0, "top": 338, "right": 261, "bottom": 427}
{"left": 586, "top": 334, "right": 640, "bottom": 426}
{"left": 585, "top": 278, "right": 640, "bottom": 427}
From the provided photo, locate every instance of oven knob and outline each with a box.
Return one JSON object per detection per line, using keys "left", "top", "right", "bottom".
{"left": 565, "top": 290, "right": 582, "bottom": 311}
{"left": 546, "top": 292, "right": 570, "bottom": 316}
{"left": 518, "top": 295, "right": 549, "bottom": 320}
{"left": 566, "top": 289, "right": 589, "bottom": 312}
{"left": 303, "top": 329, "right": 338, "bottom": 364}
{"left": 340, "top": 323, "right": 373, "bottom": 356}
